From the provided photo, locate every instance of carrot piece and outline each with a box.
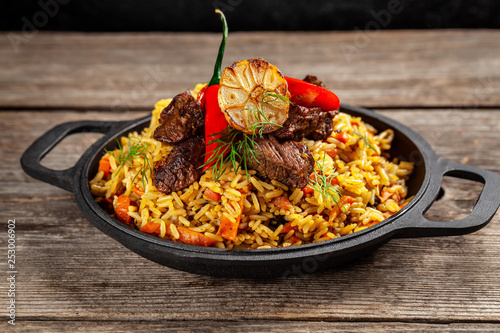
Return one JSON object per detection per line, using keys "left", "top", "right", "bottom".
{"left": 393, "top": 192, "right": 402, "bottom": 204}
{"left": 302, "top": 185, "right": 314, "bottom": 195}
{"left": 204, "top": 188, "right": 221, "bottom": 201}
{"left": 325, "top": 148, "right": 338, "bottom": 159}
{"left": 334, "top": 131, "right": 349, "bottom": 144}
{"left": 115, "top": 195, "right": 131, "bottom": 225}
{"left": 98, "top": 155, "right": 111, "bottom": 178}
{"left": 271, "top": 196, "right": 293, "bottom": 210}
{"left": 289, "top": 235, "right": 301, "bottom": 243}
{"left": 133, "top": 185, "right": 144, "bottom": 197}
{"left": 342, "top": 196, "right": 356, "bottom": 205}
{"left": 217, "top": 215, "right": 239, "bottom": 242}
{"left": 400, "top": 201, "right": 409, "bottom": 209}
{"left": 177, "top": 226, "right": 217, "bottom": 247}
{"left": 380, "top": 188, "right": 393, "bottom": 203}
{"left": 238, "top": 183, "right": 253, "bottom": 194}
{"left": 280, "top": 221, "right": 299, "bottom": 234}
{"left": 328, "top": 195, "right": 356, "bottom": 224}
{"left": 217, "top": 194, "right": 246, "bottom": 241}
{"left": 140, "top": 222, "right": 161, "bottom": 235}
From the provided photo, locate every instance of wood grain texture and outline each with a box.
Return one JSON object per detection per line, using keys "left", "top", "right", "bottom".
{"left": 2, "top": 30, "right": 500, "bottom": 331}
{"left": 1, "top": 109, "right": 499, "bottom": 331}
{"left": 1, "top": 30, "right": 499, "bottom": 110}
{"left": 9, "top": 321, "right": 500, "bottom": 333}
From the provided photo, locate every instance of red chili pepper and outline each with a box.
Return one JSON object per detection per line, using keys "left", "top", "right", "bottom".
{"left": 284, "top": 76, "right": 340, "bottom": 111}
{"left": 203, "top": 84, "right": 229, "bottom": 170}
{"left": 201, "top": 10, "right": 230, "bottom": 170}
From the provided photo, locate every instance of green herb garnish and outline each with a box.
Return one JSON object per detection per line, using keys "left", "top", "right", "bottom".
{"left": 106, "top": 138, "right": 153, "bottom": 190}
{"left": 202, "top": 91, "right": 291, "bottom": 181}
{"left": 309, "top": 153, "right": 344, "bottom": 209}
{"left": 202, "top": 127, "right": 259, "bottom": 181}
{"left": 353, "top": 131, "right": 376, "bottom": 152}
{"left": 244, "top": 91, "right": 292, "bottom": 136}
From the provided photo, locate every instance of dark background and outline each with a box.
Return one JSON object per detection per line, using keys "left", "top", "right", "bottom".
{"left": 1, "top": 0, "right": 499, "bottom": 31}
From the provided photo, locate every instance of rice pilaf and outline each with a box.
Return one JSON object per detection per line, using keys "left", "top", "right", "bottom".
{"left": 90, "top": 84, "right": 414, "bottom": 249}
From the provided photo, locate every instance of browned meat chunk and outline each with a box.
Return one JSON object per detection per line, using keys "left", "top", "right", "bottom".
{"left": 273, "top": 105, "right": 337, "bottom": 142}
{"left": 303, "top": 75, "right": 325, "bottom": 87}
{"left": 245, "top": 135, "right": 314, "bottom": 189}
{"left": 308, "top": 110, "right": 337, "bottom": 141}
{"left": 153, "top": 90, "right": 204, "bottom": 144}
{"left": 153, "top": 136, "right": 205, "bottom": 194}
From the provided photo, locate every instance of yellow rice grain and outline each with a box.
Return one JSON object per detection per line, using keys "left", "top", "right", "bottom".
{"left": 91, "top": 171, "right": 104, "bottom": 183}
{"left": 235, "top": 179, "right": 249, "bottom": 189}
{"left": 169, "top": 224, "right": 180, "bottom": 239}
{"left": 313, "top": 236, "right": 331, "bottom": 243}
{"left": 289, "top": 188, "right": 302, "bottom": 203}
{"left": 159, "top": 221, "right": 166, "bottom": 238}
{"left": 222, "top": 212, "right": 236, "bottom": 224}
{"left": 194, "top": 204, "right": 211, "bottom": 221}
{"left": 249, "top": 214, "right": 269, "bottom": 221}
{"left": 128, "top": 211, "right": 141, "bottom": 223}
{"left": 157, "top": 195, "right": 173, "bottom": 204}
{"left": 180, "top": 187, "right": 194, "bottom": 201}
{"left": 340, "top": 224, "right": 357, "bottom": 236}
{"left": 259, "top": 180, "right": 275, "bottom": 190}
{"left": 253, "top": 232, "right": 264, "bottom": 246}
{"left": 326, "top": 232, "right": 336, "bottom": 239}
{"left": 230, "top": 174, "right": 242, "bottom": 188}
{"left": 250, "top": 192, "right": 260, "bottom": 211}
{"left": 204, "top": 232, "right": 223, "bottom": 242}
{"left": 273, "top": 224, "right": 284, "bottom": 238}
{"left": 271, "top": 180, "right": 288, "bottom": 191}
{"left": 172, "top": 192, "right": 183, "bottom": 207}
{"left": 224, "top": 188, "right": 242, "bottom": 201}
{"left": 178, "top": 216, "right": 191, "bottom": 227}
{"left": 249, "top": 177, "right": 264, "bottom": 193}
{"left": 265, "top": 189, "right": 284, "bottom": 199}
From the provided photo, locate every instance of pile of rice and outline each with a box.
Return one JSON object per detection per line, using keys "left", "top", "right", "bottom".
{"left": 90, "top": 84, "right": 414, "bottom": 249}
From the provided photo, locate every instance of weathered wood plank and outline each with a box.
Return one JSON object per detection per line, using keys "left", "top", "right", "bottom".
{"left": 1, "top": 109, "right": 500, "bottom": 325}
{"left": 0, "top": 30, "right": 499, "bottom": 109}
{"left": 8, "top": 321, "right": 500, "bottom": 332}
{"left": 1, "top": 213, "right": 500, "bottom": 322}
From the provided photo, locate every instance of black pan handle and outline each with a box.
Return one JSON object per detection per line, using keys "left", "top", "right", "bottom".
{"left": 21, "top": 120, "right": 130, "bottom": 192}
{"left": 396, "top": 158, "right": 500, "bottom": 238}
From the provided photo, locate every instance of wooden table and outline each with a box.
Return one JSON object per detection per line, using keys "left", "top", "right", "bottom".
{"left": 1, "top": 30, "right": 500, "bottom": 332}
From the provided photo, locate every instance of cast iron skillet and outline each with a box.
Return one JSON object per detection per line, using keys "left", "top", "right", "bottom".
{"left": 21, "top": 104, "right": 500, "bottom": 278}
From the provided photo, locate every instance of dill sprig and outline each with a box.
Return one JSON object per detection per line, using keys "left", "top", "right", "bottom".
{"left": 353, "top": 131, "right": 376, "bottom": 152}
{"left": 106, "top": 138, "right": 153, "bottom": 190}
{"left": 203, "top": 91, "right": 291, "bottom": 181}
{"left": 202, "top": 127, "right": 260, "bottom": 181}
{"left": 309, "top": 153, "right": 343, "bottom": 209}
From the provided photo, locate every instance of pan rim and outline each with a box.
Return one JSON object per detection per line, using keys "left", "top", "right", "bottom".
{"left": 76, "top": 104, "right": 435, "bottom": 260}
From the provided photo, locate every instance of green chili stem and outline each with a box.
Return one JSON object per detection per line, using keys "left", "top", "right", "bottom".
{"left": 208, "top": 9, "right": 228, "bottom": 87}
